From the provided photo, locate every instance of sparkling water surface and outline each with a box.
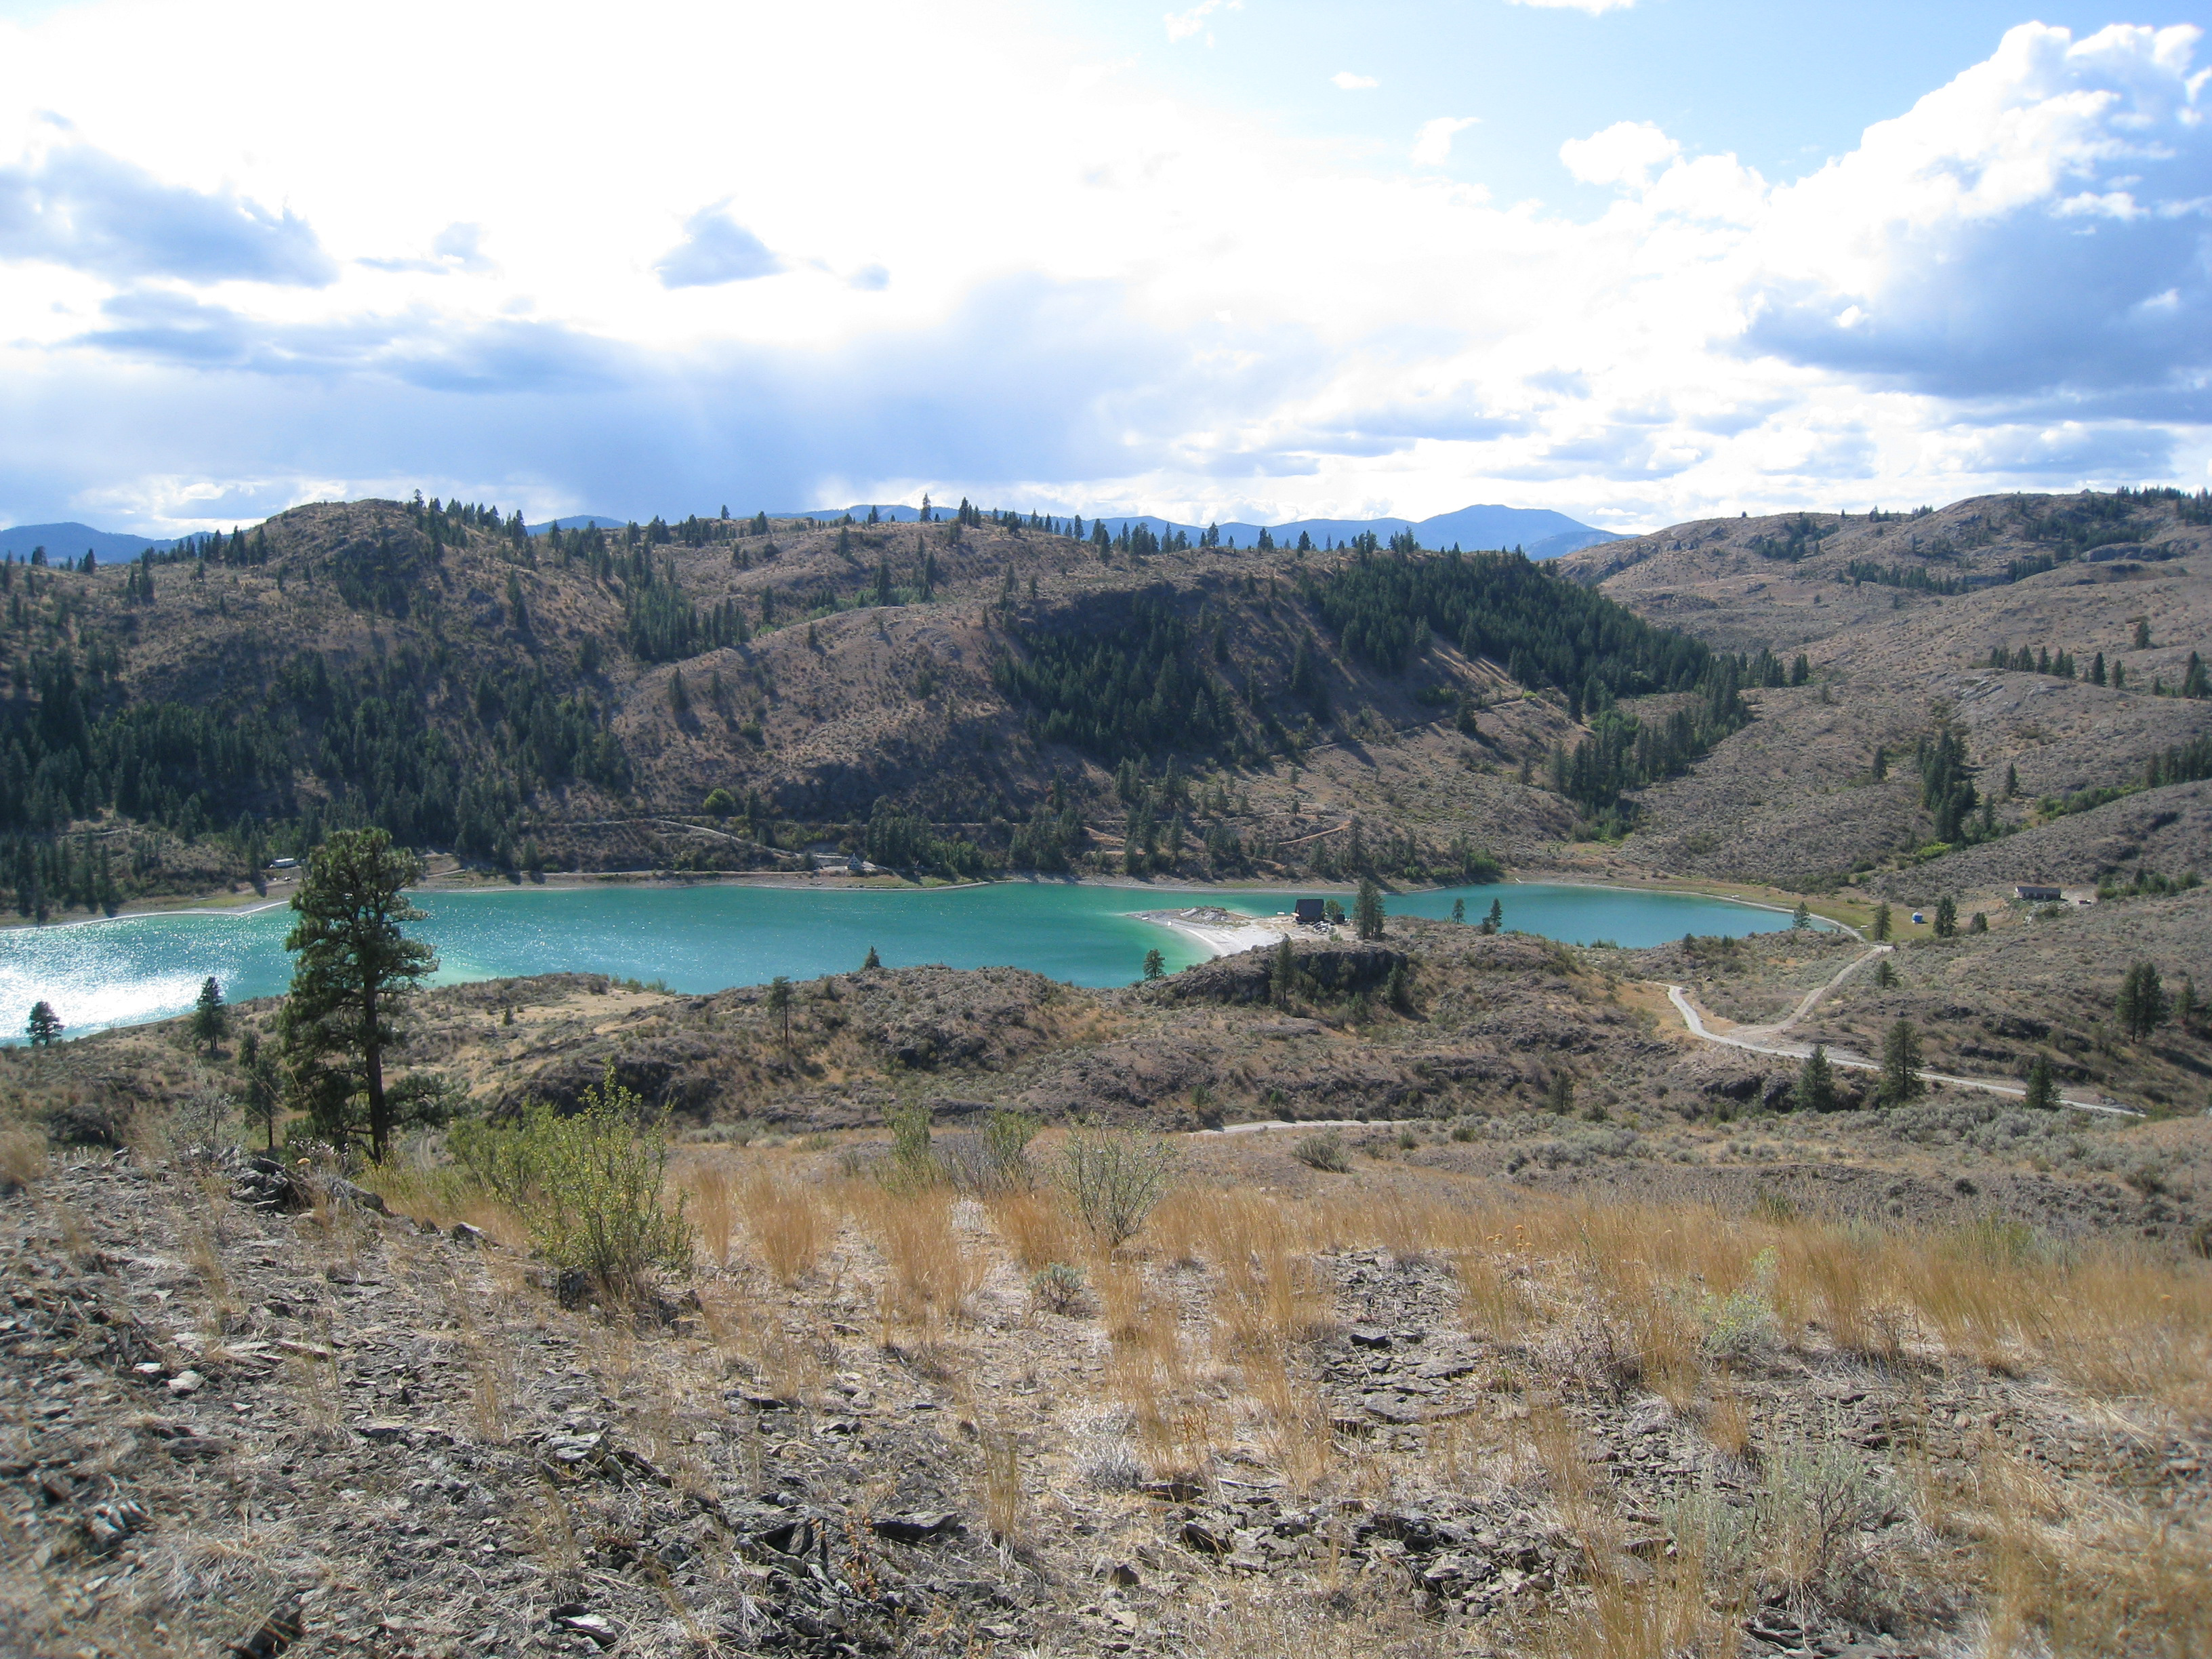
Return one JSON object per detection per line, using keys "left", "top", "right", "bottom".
{"left": 0, "top": 879, "right": 1816, "bottom": 1042}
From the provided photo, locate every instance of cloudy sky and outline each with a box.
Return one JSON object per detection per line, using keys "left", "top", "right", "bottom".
{"left": 0, "top": 0, "right": 2206, "bottom": 536}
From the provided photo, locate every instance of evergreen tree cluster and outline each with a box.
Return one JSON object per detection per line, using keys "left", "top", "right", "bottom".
{"left": 1842, "top": 560, "right": 1962, "bottom": 595}
{"left": 1307, "top": 548, "right": 1711, "bottom": 698}
{"left": 862, "top": 798, "right": 986, "bottom": 880}
{"left": 1915, "top": 722, "right": 1982, "bottom": 844}
{"left": 2146, "top": 735, "right": 2212, "bottom": 790}
{"left": 621, "top": 561, "right": 747, "bottom": 662}
{"left": 1748, "top": 514, "right": 1836, "bottom": 562}
{"left": 992, "top": 596, "right": 1231, "bottom": 763}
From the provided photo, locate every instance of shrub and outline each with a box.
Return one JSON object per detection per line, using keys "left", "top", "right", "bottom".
{"left": 954, "top": 1107, "right": 1039, "bottom": 1195}
{"left": 881, "top": 1101, "right": 940, "bottom": 1192}
{"left": 449, "top": 1066, "right": 692, "bottom": 1299}
{"left": 1701, "top": 1246, "right": 1780, "bottom": 1361}
{"left": 1292, "top": 1131, "right": 1351, "bottom": 1172}
{"left": 1058, "top": 1120, "right": 1179, "bottom": 1247}
{"left": 1030, "top": 1261, "right": 1086, "bottom": 1313}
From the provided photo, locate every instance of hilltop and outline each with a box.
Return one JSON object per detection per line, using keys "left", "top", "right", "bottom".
{"left": 0, "top": 486, "right": 2199, "bottom": 939}
{"left": 1555, "top": 489, "right": 2212, "bottom": 896}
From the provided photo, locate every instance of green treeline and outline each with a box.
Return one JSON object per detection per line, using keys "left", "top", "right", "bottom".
{"left": 623, "top": 562, "right": 747, "bottom": 663}
{"left": 1546, "top": 663, "right": 1752, "bottom": 828}
{"left": 991, "top": 596, "right": 1232, "bottom": 763}
{"left": 1306, "top": 549, "right": 1711, "bottom": 707}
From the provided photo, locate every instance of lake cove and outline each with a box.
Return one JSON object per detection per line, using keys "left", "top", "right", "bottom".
{"left": 0, "top": 880, "right": 1820, "bottom": 1042}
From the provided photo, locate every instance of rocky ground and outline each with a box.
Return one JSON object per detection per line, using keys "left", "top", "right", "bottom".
{"left": 3, "top": 1115, "right": 2206, "bottom": 1658}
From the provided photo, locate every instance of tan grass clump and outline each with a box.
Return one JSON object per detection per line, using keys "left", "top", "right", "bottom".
{"left": 687, "top": 1162, "right": 736, "bottom": 1267}
{"left": 854, "top": 1186, "right": 983, "bottom": 1329}
{"left": 744, "top": 1167, "right": 830, "bottom": 1286}
{"left": 0, "top": 1122, "right": 46, "bottom": 1193}
{"left": 985, "top": 1187, "right": 1077, "bottom": 1272}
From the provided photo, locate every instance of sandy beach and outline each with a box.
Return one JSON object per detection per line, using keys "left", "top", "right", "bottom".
{"left": 1134, "top": 905, "right": 1306, "bottom": 958}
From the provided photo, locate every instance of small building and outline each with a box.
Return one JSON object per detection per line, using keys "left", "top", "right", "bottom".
{"left": 1293, "top": 898, "right": 1325, "bottom": 926}
{"left": 2014, "top": 884, "right": 2063, "bottom": 902}
{"left": 267, "top": 857, "right": 299, "bottom": 870}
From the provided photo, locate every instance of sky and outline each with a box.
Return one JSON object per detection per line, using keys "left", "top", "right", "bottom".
{"left": 0, "top": 0, "right": 2206, "bottom": 535}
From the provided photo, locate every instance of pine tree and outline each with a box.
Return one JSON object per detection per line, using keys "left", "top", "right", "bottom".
{"left": 24, "top": 1000, "right": 60, "bottom": 1046}
{"left": 192, "top": 977, "right": 228, "bottom": 1057}
{"left": 1353, "top": 878, "right": 1385, "bottom": 941}
{"left": 237, "top": 1029, "right": 283, "bottom": 1149}
{"left": 1878, "top": 1019, "right": 1925, "bottom": 1105}
{"left": 1933, "top": 897, "right": 1957, "bottom": 939}
{"left": 1874, "top": 957, "right": 1898, "bottom": 989}
{"left": 1142, "top": 947, "right": 1166, "bottom": 981}
{"left": 2022, "top": 1052, "right": 2056, "bottom": 1111}
{"left": 1871, "top": 904, "right": 1892, "bottom": 941}
{"left": 2115, "top": 962, "right": 2169, "bottom": 1040}
{"left": 1544, "top": 1071, "right": 1576, "bottom": 1115}
{"left": 279, "top": 829, "right": 438, "bottom": 1162}
{"left": 1968, "top": 911, "right": 1988, "bottom": 934}
{"left": 1481, "top": 897, "right": 1502, "bottom": 935}
{"left": 766, "top": 975, "right": 792, "bottom": 1048}
{"left": 1270, "top": 935, "right": 1296, "bottom": 1008}
{"left": 1452, "top": 898, "right": 1466, "bottom": 924}
{"left": 1797, "top": 1043, "right": 1837, "bottom": 1113}
{"left": 1792, "top": 901, "right": 1810, "bottom": 930}
{"left": 862, "top": 945, "right": 882, "bottom": 970}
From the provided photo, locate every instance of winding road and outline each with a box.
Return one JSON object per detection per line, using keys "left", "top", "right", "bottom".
{"left": 1660, "top": 946, "right": 2139, "bottom": 1118}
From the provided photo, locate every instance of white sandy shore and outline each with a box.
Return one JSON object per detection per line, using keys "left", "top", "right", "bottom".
{"left": 1134, "top": 906, "right": 1306, "bottom": 958}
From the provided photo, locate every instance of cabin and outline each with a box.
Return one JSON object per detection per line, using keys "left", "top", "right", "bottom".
{"left": 1293, "top": 898, "right": 1325, "bottom": 926}
{"left": 2014, "top": 884, "right": 2063, "bottom": 903}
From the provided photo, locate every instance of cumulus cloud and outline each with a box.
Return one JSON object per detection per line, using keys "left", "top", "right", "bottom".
{"left": 0, "top": 3, "right": 2206, "bottom": 535}
{"left": 0, "top": 138, "right": 334, "bottom": 285}
{"left": 1331, "top": 71, "right": 1378, "bottom": 90}
{"left": 359, "top": 220, "right": 497, "bottom": 276}
{"left": 1559, "top": 121, "right": 1681, "bottom": 190}
{"left": 1164, "top": 0, "right": 1237, "bottom": 43}
{"left": 1740, "top": 23, "right": 2212, "bottom": 403}
{"left": 655, "top": 207, "right": 784, "bottom": 288}
{"left": 1411, "top": 117, "right": 1479, "bottom": 167}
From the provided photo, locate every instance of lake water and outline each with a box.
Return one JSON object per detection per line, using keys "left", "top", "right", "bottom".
{"left": 0, "top": 879, "right": 1815, "bottom": 1042}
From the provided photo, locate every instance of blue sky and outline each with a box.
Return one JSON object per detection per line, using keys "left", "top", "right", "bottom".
{"left": 0, "top": 0, "right": 2206, "bottom": 534}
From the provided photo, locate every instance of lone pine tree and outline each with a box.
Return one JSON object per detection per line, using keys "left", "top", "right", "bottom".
{"left": 279, "top": 828, "right": 438, "bottom": 1162}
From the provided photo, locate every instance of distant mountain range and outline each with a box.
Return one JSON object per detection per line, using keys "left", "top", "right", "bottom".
{"left": 0, "top": 522, "right": 179, "bottom": 562}
{"left": 4, "top": 503, "right": 1625, "bottom": 565}
{"left": 775, "top": 502, "right": 1624, "bottom": 560}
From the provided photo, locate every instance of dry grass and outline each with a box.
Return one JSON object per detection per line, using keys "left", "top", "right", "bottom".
{"left": 687, "top": 1162, "right": 736, "bottom": 1267}
{"left": 979, "top": 1427, "right": 1023, "bottom": 1544}
{"left": 0, "top": 1122, "right": 46, "bottom": 1192}
{"left": 985, "top": 1187, "right": 1078, "bottom": 1272}
{"left": 850, "top": 1185, "right": 984, "bottom": 1331}
{"left": 744, "top": 1166, "right": 831, "bottom": 1286}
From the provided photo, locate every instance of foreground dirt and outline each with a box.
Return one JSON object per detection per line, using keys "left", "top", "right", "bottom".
{"left": 3, "top": 1126, "right": 2207, "bottom": 1659}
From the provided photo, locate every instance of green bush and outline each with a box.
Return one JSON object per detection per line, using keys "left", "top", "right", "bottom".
{"left": 1292, "top": 1130, "right": 1351, "bottom": 1172}
{"left": 1030, "top": 1262, "right": 1086, "bottom": 1313}
{"left": 1058, "top": 1120, "right": 1179, "bottom": 1246}
{"left": 449, "top": 1066, "right": 691, "bottom": 1298}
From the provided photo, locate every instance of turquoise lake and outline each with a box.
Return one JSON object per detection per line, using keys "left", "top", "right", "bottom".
{"left": 0, "top": 880, "right": 1816, "bottom": 1042}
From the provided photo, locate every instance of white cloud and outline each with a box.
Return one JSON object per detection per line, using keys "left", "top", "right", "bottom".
{"left": 655, "top": 208, "right": 784, "bottom": 288}
{"left": 1505, "top": 0, "right": 1637, "bottom": 12}
{"left": 1164, "top": 0, "right": 1237, "bottom": 44}
{"left": 1331, "top": 71, "right": 1378, "bottom": 90}
{"left": 1559, "top": 121, "right": 1681, "bottom": 190}
{"left": 0, "top": 6, "right": 2203, "bottom": 535}
{"left": 1411, "top": 117, "right": 1479, "bottom": 167}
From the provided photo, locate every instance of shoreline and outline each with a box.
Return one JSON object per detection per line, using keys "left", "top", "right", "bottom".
{"left": 1132, "top": 906, "right": 1303, "bottom": 960}
{"left": 0, "top": 865, "right": 1830, "bottom": 939}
